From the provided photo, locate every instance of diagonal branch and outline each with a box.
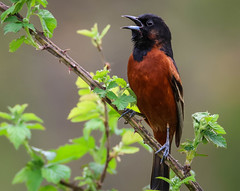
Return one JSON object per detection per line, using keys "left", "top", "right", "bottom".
{"left": 0, "top": 2, "right": 203, "bottom": 191}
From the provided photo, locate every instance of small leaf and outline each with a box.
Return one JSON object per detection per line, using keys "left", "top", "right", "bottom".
{"left": 204, "top": 130, "right": 227, "bottom": 148}
{"left": 1, "top": 6, "right": 15, "bottom": 23}
{"left": 113, "top": 77, "right": 127, "bottom": 88}
{"left": 7, "top": 124, "right": 31, "bottom": 149}
{"left": 106, "top": 91, "right": 118, "bottom": 100}
{"left": 89, "top": 162, "right": 104, "bottom": 177}
{"left": 36, "top": 0, "right": 48, "bottom": 7}
{"left": 77, "top": 29, "right": 94, "bottom": 37}
{"left": 9, "top": 36, "right": 25, "bottom": 52}
{"left": 122, "top": 130, "right": 142, "bottom": 145}
{"left": 100, "top": 24, "right": 110, "bottom": 39}
{"left": 106, "top": 81, "right": 118, "bottom": 90}
{"left": 22, "top": 113, "right": 43, "bottom": 123}
{"left": 120, "top": 145, "right": 139, "bottom": 154}
{"left": 0, "top": 111, "right": 12, "bottom": 120}
{"left": 12, "top": 167, "right": 29, "bottom": 184}
{"left": 39, "top": 185, "right": 57, "bottom": 191}
{"left": 50, "top": 137, "right": 95, "bottom": 164}
{"left": 26, "top": 123, "right": 45, "bottom": 130}
{"left": 23, "top": 23, "right": 36, "bottom": 32}
{"left": 4, "top": 16, "right": 19, "bottom": 23}
{"left": 12, "top": 0, "right": 25, "bottom": 14}
{"left": 157, "top": 176, "right": 171, "bottom": 184}
{"left": 76, "top": 77, "right": 89, "bottom": 89}
{"left": 112, "top": 94, "right": 136, "bottom": 110}
{"left": 93, "top": 88, "right": 107, "bottom": 98}
{"left": 13, "top": 166, "right": 43, "bottom": 191}
{"left": 107, "top": 158, "right": 117, "bottom": 174}
{"left": 32, "top": 147, "right": 56, "bottom": 161}
{"left": 83, "top": 118, "right": 104, "bottom": 139}
{"left": 37, "top": 9, "right": 57, "bottom": 38}
{"left": 4, "top": 22, "right": 23, "bottom": 34}
{"left": 42, "top": 164, "right": 71, "bottom": 184}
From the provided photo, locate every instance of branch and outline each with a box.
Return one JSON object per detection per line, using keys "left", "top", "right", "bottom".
{"left": 0, "top": 2, "right": 203, "bottom": 191}
{"left": 97, "top": 100, "right": 111, "bottom": 189}
{"left": 60, "top": 180, "right": 83, "bottom": 191}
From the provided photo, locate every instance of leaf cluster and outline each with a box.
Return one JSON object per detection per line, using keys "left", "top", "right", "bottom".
{"left": 0, "top": 104, "right": 70, "bottom": 191}
{"left": 1, "top": 0, "right": 57, "bottom": 52}
{"left": 77, "top": 23, "right": 110, "bottom": 49}
{"left": 93, "top": 68, "right": 137, "bottom": 111}
{"left": 180, "top": 112, "right": 227, "bottom": 165}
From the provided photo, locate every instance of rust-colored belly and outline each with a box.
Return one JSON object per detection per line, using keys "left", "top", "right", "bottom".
{"left": 128, "top": 50, "right": 177, "bottom": 145}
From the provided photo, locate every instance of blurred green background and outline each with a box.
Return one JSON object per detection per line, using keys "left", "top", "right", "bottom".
{"left": 0, "top": 0, "right": 239, "bottom": 190}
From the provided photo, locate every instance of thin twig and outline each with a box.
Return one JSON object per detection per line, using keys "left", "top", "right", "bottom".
{"left": 97, "top": 100, "right": 111, "bottom": 189}
{"left": 0, "top": 2, "right": 203, "bottom": 191}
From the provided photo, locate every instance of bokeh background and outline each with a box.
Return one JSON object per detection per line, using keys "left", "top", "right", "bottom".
{"left": 0, "top": 0, "right": 239, "bottom": 190}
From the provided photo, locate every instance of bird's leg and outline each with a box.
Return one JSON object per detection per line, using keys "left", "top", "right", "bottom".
{"left": 119, "top": 108, "right": 145, "bottom": 120}
{"left": 155, "top": 124, "right": 170, "bottom": 164}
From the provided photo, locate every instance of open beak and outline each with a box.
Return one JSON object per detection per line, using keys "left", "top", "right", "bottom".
{"left": 121, "top": 15, "right": 143, "bottom": 31}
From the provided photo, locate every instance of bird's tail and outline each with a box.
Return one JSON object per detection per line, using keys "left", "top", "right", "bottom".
{"left": 150, "top": 153, "right": 169, "bottom": 191}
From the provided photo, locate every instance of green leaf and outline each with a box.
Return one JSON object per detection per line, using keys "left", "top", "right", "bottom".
{"left": 204, "top": 130, "right": 227, "bottom": 148}
{"left": 76, "top": 77, "right": 89, "bottom": 89}
{"left": 37, "top": 9, "right": 57, "bottom": 38}
{"left": 13, "top": 166, "right": 43, "bottom": 191}
{"left": 77, "top": 29, "right": 94, "bottom": 37}
{"left": 209, "top": 122, "right": 226, "bottom": 134}
{"left": 1, "top": 6, "right": 15, "bottom": 23}
{"left": 93, "top": 88, "right": 106, "bottom": 98}
{"left": 122, "top": 130, "right": 142, "bottom": 145}
{"left": 120, "top": 145, "right": 139, "bottom": 154}
{"left": 32, "top": 147, "right": 56, "bottom": 161}
{"left": 112, "top": 94, "right": 136, "bottom": 110}
{"left": 42, "top": 164, "right": 71, "bottom": 184}
{"left": 39, "top": 185, "right": 57, "bottom": 191}
{"left": 113, "top": 77, "right": 127, "bottom": 88}
{"left": 9, "top": 36, "right": 26, "bottom": 52}
{"left": 4, "top": 22, "right": 23, "bottom": 34}
{"left": 93, "top": 69, "right": 110, "bottom": 82}
{"left": 0, "top": 111, "right": 12, "bottom": 120}
{"left": 4, "top": 16, "right": 19, "bottom": 23}
{"left": 107, "top": 158, "right": 117, "bottom": 174}
{"left": 106, "top": 81, "right": 118, "bottom": 90}
{"left": 12, "top": 166, "right": 29, "bottom": 184}
{"left": 12, "top": 0, "right": 25, "bottom": 15}
{"left": 36, "top": 0, "right": 48, "bottom": 7}
{"left": 83, "top": 118, "right": 104, "bottom": 139}
{"left": 23, "top": 23, "right": 36, "bottom": 32}
{"left": 7, "top": 124, "right": 31, "bottom": 149}
{"left": 180, "top": 175, "right": 195, "bottom": 184}
{"left": 89, "top": 162, "right": 104, "bottom": 177}
{"left": 157, "top": 176, "right": 171, "bottom": 184}
{"left": 0, "top": 124, "right": 8, "bottom": 136}
{"left": 50, "top": 137, "right": 95, "bottom": 164}
{"left": 22, "top": 113, "right": 43, "bottom": 123}
{"left": 106, "top": 91, "right": 118, "bottom": 100}
{"left": 26, "top": 123, "right": 45, "bottom": 130}
{"left": 100, "top": 24, "right": 110, "bottom": 39}
{"left": 8, "top": 104, "right": 28, "bottom": 115}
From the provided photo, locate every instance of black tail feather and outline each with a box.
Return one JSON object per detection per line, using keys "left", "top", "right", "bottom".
{"left": 150, "top": 154, "right": 169, "bottom": 191}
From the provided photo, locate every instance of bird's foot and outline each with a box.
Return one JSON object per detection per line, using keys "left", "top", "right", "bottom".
{"left": 119, "top": 108, "right": 144, "bottom": 121}
{"left": 155, "top": 124, "right": 170, "bottom": 163}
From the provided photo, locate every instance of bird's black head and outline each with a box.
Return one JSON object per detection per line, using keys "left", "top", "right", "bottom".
{"left": 122, "top": 14, "right": 172, "bottom": 49}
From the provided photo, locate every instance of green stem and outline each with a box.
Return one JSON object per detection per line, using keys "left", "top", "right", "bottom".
{"left": 23, "top": 140, "right": 35, "bottom": 158}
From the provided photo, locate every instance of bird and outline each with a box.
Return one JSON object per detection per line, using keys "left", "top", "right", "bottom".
{"left": 122, "top": 14, "right": 184, "bottom": 191}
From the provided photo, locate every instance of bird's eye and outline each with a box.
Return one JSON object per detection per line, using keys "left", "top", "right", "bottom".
{"left": 146, "top": 20, "right": 154, "bottom": 26}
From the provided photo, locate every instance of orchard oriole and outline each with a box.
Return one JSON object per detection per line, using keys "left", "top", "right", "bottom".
{"left": 122, "top": 14, "right": 184, "bottom": 191}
